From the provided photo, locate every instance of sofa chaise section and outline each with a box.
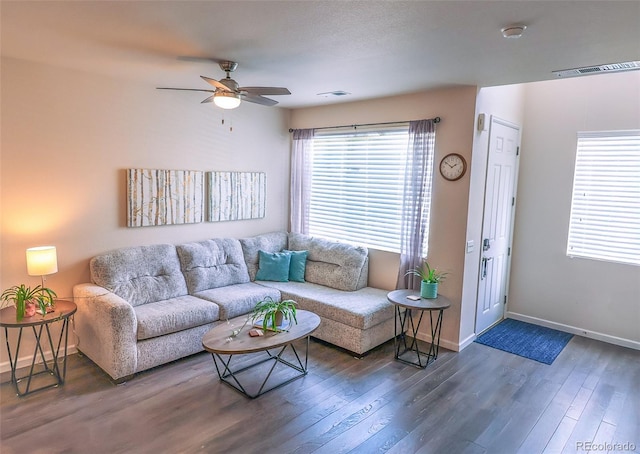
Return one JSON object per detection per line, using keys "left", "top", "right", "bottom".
{"left": 241, "top": 232, "right": 396, "bottom": 355}
{"left": 260, "top": 281, "right": 395, "bottom": 355}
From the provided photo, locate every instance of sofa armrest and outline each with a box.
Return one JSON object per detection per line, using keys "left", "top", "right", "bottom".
{"left": 72, "top": 283, "right": 138, "bottom": 381}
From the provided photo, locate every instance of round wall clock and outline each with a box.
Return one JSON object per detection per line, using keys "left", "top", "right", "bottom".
{"left": 439, "top": 153, "right": 467, "bottom": 181}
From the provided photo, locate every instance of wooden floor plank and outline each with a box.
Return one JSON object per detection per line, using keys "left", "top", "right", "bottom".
{"left": 543, "top": 416, "right": 578, "bottom": 454}
{"left": 1, "top": 335, "right": 638, "bottom": 454}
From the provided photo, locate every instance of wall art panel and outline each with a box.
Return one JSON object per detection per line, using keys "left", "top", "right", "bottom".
{"left": 127, "top": 169, "right": 204, "bottom": 227}
{"left": 208, "top": 171, "right": 266, "bottom": 222}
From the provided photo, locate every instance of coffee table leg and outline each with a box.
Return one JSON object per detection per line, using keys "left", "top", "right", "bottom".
{"left": 211, "top": 353, "right": 251, "bottom": 396}
{"left": 211, "top": 337, "right": 311, "bottom": 399}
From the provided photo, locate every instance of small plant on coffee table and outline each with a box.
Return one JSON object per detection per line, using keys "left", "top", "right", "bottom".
{"left": 251, "top": 297, "right": 297, "bottom": 333}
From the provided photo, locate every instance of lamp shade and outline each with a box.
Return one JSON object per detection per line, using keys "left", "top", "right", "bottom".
{"left": 213, "top": 92, "right": 241, "bottom": 109}
{"left": 26, "top": 246, "right": 58, "bottom": 276}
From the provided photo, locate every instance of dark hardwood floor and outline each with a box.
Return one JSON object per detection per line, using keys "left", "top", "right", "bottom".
{"left": 1, "top": 334, "right": 638, "bottom": 454}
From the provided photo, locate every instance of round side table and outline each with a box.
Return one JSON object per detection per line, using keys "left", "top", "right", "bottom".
{"left": 0, "top": 299, "right": 77, "bottom": 396}
{"left": 387, "top": 289, "right": 451, "bottom": 368}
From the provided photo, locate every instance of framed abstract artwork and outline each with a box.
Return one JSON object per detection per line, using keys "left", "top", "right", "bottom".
{"left": 207, "top": 171, "right": 266, "bottom": 222}
{"left": 127, "top": 169, "right": 204, "bottom": 227}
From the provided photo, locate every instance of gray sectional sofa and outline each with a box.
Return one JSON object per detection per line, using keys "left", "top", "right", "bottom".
{"left": 72, "top": 231, "right": 395, "bottom": 382}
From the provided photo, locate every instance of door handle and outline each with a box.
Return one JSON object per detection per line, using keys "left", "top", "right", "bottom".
{"left": 481, "top": 256, "right": 494, "bottom": 280}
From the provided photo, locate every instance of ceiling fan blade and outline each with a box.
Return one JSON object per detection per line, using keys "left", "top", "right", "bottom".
{"left": 200, "top": 76, "right": 233, "bottom": 92}
{"left": 157, "top": 87, "right": 215, "bottom": 93}
{"left": 240, "top": 87, "right": 291, "bottom": 96}
{"left": 242, "top": 93, "right": 279, "bottom": 106}
{"left": 201, "top": 95, "right": 215, "bottom": 104}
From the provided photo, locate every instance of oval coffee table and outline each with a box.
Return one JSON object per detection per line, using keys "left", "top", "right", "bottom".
{"left": 202, "top": 309, "right": 320, "bottom": 398}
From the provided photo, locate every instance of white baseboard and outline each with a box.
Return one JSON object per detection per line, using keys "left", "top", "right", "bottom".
{"left": 457, "top": 333, "right": 477, "bottom": 351}
{"left": 506, "top": 312, "right": 640, "bottom": 351}
{"left": 414, "top": 333, "right": 461, "bottom": 352}
{"left": 0, "top": 344, "right": 78, "bottom": 375}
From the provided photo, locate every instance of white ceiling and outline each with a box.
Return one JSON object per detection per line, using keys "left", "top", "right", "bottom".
{"left": 2, "top": 1, "right": 639, "bottom": 108}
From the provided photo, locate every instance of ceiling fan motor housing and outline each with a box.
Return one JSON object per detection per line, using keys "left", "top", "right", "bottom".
{"left": 220, "top": 78, "right": 239, "bottom": 92}
{"left": 219, "top": 61, "right": 239, "bottom": 73}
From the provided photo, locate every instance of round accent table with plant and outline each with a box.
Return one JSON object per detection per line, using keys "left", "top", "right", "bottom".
{"left": 387, "top": 289, "right": 451, "bottom": 369}
{"left": 0, "top": 297, "right": 77, "bottom": 396}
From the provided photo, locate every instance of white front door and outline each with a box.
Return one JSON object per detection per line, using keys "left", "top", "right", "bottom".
{"left": 475, "top": 117, "right": 520, "bottom": 334}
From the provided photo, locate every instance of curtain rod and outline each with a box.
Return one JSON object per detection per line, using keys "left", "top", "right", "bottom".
{"left": 288, "top": 116, "right": 441, "bottom": 133}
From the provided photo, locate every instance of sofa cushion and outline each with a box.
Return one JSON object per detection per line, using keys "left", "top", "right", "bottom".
{"left": 284, "top": 250, "right": 308, "bottom": 282}
{"left": 194, "top": 282, "right": 281, "bottom": 320}
{"left": 255, "top": 250, "right": 291, "bottom": 282}
{"left": 240, "top": 231, "right": 288, "bottom": 280}
{"left": 90, "top": 244, "right": 188, "bottom": 307}
{"left": 287, "top": 233, "right": 369, "bottom": 291}
{"left": 134, "top": 295, "right": 220, "bottom": 340}
{"left": 258, "top": 281, "right": 393, "bottom": 330}
{"left": 176, "top": 238, "right": 250, "bottom": 294}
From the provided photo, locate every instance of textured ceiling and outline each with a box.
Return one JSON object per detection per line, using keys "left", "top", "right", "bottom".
{"left": 1, "top": 1, "right": 639, "bottom": 108}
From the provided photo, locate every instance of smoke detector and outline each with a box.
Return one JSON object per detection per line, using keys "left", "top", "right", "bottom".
{"left": 501, "top": 25, "right": 526, "bottom": 38}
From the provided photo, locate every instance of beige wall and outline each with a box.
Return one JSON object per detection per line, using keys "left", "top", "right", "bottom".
{"left": 508, "top": 71, "right": 640, "bottom": 348}
{"left": 1, "top": 58, "right": 291, "bottom": 365}
{"left": 290, "top": 87, "right": 478, "bottom": 349}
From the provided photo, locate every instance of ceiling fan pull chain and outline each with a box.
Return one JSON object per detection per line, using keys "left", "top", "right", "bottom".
{"left": 220, "top": 113, "right": 233, "bottom": 132}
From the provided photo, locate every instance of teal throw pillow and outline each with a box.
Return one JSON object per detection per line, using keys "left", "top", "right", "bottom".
{"left": 284, "top": 250, "right": 308, "bottom": 282}
{"left": 255, "top": 250, "right": 291, "bottom": 282}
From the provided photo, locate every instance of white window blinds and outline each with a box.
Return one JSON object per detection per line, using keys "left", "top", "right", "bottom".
{"left": 567, "top": 130, "right": 640, "bottom": 266}
{"left": 308, "top": 124, "right": 410, "bottom": 252}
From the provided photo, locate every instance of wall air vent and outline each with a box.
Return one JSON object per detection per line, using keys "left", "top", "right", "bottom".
{"left": 553, "top": 61, "right": 640, "bottom": 78}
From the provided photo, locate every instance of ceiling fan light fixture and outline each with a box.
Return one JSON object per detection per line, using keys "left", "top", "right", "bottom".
{"left": 501, "top": 25, "right": 526, "bottom": 39}
{"left": 213, "top": 92, "right": 241, "bottom": 109}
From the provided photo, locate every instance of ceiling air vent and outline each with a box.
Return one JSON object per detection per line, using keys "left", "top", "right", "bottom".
{"left": 553, "top": 61, "right": 640, "bottom": 78}
{"left": 317, "top": 91, "right": 351, "bottom": 97}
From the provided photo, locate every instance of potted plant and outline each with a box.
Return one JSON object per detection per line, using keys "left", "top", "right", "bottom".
{"left": 250, "top": 296, "right": 298, "bottom": 333}
{"left": 1, "top": 284, "right": 57, "bottom": 321}
{"left": 405, "top": 260, "right": 448, "bottom": 299}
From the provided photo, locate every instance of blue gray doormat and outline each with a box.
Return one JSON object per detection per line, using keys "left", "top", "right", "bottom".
{"left": 475, "top": 318, "right": 573, "bottom": 365}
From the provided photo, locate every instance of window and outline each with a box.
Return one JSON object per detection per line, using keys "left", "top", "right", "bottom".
{"left": 567, "top": 130, "right": 640, "bottom": 266}
{"left": 308, "top": 123, "right": 426, "bottom": 253}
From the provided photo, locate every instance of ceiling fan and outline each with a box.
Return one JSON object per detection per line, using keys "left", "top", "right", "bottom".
{"left": 157, "top": 61, "right": 291, "bottom": 109}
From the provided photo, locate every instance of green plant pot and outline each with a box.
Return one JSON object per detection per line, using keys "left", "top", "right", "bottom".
{"left": 420, "top": 281, "right": 438, "bottom": 299}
